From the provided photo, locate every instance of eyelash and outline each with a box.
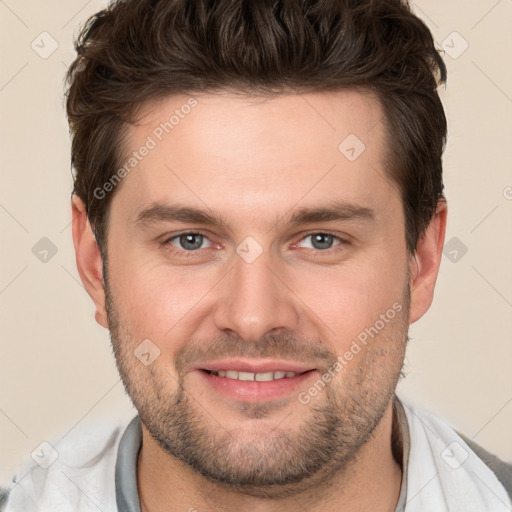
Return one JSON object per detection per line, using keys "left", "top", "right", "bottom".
{"left": 162, "top": 230, "right": 350, "bottom": 257}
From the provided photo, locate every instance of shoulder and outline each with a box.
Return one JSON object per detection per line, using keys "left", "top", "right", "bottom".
{"left": 2, "top": 415, "right": 136, "bottom": 512}
{"left": 457, "top": 432, "right": 512, "bottom": 497}
{"left": 398, "top": 397, "right": 512, "bottom": 508}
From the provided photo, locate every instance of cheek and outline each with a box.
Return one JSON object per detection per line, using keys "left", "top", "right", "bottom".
{"left": 290, "top": 252, "right": 408, "bottom": 349}
{"left": 107, "top": 247, "right": 223, "bottom": 340}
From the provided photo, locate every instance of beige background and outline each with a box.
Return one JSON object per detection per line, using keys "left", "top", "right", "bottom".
{"left": 1, "top": 0, "right": 511, "bottom": 485}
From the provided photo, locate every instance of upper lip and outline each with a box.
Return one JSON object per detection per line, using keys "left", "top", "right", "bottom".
{"left": 195, "top": 359, "right": 316, "bottom": 374}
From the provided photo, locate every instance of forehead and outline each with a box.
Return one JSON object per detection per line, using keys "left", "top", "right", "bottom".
{"left": 111, "top": 90, "right": 399, "bottom": 228}
{"left": 129, "top": 90, "right": 385, "bottom": 162}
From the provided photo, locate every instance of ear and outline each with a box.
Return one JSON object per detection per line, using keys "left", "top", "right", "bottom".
{"left": 71, "top": 195, "right": 108, "bottom": 328}
{"left": 408, "top": 200, "right": 447, "bottom": 324}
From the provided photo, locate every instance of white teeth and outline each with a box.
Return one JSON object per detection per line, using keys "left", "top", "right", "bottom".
{"left": 212, "top": 370, "right": 298, "bottom": 381}
{"left": 255, "top": 372, "right": 274, "bottom": 382}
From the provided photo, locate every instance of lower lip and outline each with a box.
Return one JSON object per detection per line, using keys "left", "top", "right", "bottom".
{"left": 197, "top": 369, "right": 318, "bottom": 402}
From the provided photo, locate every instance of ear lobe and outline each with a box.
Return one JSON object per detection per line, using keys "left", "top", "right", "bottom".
{"left": 71, "top": 195, "right": 108, "bottom": 329}
{"left": 408, "top": 200, "right": 447, "bottom": 324}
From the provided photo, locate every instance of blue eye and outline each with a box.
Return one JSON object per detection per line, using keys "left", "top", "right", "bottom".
{"left": 168, "top": 233, "right": 211, "bottom": 251}
{"left": 298, "top": 233, "right": 344, "bottom": 251}
{"left": 311, "top": 234, "right": 336, "bottom": 250}
{"left": 162, "top": 231, "right": 348, "bottom": 258}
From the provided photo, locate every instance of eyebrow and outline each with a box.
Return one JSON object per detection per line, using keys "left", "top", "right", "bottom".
{"left": 133, "top": 201, "right": 375, "bottom": 230}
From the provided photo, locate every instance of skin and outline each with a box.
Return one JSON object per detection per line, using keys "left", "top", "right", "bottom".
{"left": 72, "top": 90, "right": 447, "bottom": 512}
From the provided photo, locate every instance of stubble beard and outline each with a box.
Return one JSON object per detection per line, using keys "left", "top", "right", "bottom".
{"left": 104, "top": 274, "right": 410, "bottom": 497}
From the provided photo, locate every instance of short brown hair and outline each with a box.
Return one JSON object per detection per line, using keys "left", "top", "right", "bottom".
{"left": 66, "top": 0, "right": 447, "bottom": 254}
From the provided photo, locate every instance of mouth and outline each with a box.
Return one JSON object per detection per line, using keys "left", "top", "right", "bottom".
{"left": 195, "top": 361, "right": 318, "bottom": 402}
{"left": 204, "top": 369, "right": 305, "bottom": 381}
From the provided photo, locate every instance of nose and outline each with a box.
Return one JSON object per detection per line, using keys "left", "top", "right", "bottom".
{"left": 213, "top": 246, "right": 300, "bottom": 343}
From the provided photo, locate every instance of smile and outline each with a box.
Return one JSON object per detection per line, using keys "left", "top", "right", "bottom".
{"left": 208, "top": 370, "right": 299, "bottom": 381}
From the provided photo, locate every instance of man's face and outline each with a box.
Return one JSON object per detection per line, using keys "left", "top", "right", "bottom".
{"left": 103, "top": 91, "right": 412, "bottom": 493}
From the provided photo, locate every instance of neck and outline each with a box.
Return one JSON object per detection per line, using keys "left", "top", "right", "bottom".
{"left": 137, "top": 398, "right": 403, "bottom": 512}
